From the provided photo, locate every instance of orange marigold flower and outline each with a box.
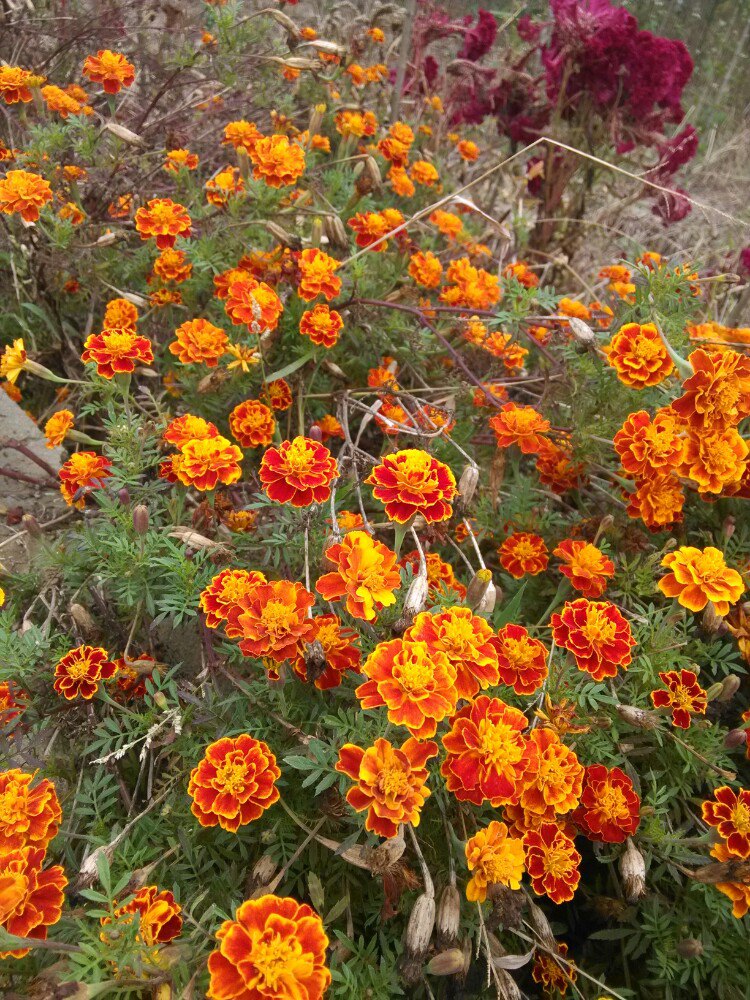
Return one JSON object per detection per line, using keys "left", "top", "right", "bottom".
{"left": 58, "top": 451, "right": 112, "bottom": 508}
{"left": 410, "top": 159, "right": 439, "bottom": 186}
{"left": 439, "top": 257, "right": 500, "bottom": 310}
{"left": 311, "top": 414, "right": 344, "bottom": 441}
{"left": 135, "top": 198, "right": 191, "bottom": 249}
{"left": 702, "top": 787, "right": 750, "bottom": 858}
{"left": 680, "top": 426, "right": 748, "bottom": 494}
{"left": 405, "top": 607, "right": 499, "bottom": 702}
{"left": 552, "top": 539, "right": 615, "bottom": 598}
{"left": 0, "top": 770, "right": 61, "bottom": 853}
{"left": 293, "top": 614, "right": 361, "bottom": 688}
{"left": 574, "top": 764, "right": 640, "bottom": 843}
{"left": 264, "top": 378, "right": 293, "bottom": 411}
{"left": 457, "top": 139, "right": 479, "bottom": 161}
{"left": 82, "top": 49, "right": 135, "bottom": 93}
{"left": 493, "top": 623, "right": 548, "bottom": 696}
{"left": 44, "top": 409, "right": 73, "bottom": 448}
{"left": 658, "top": 546, "right": 744, "bottom": 616}
{"left": 104, "top": 298, "right": 138, "bottom": 329}
{"left": 520, "top": 728, "right": 583, "bottom": 816}
{"left": 0, "top": 169, "right": 53, "bottom": 223}
{"left": 222, "top": 120, "right": 261, "bottom": 153}
{"left": 249, "top": 134, "right": 306, "bottom": 187}
{"left": 207, "top": 894, "right": 330, "bottom": 1000}
{"left": 106, "top": 885, "right": 182, "bottom": 945}
{"left": 229, "top": 399, "right": 275, "bottom": 448}
{"left": 626, "top": 473, "right": 684, "bottom": 530}
{"left": 41, "top": 84, "right": 86, "bottom": 118}
{"left": 599, "top": 264, "right": 635, "bottom": 298}
{"left": 523, "top": 822, "right": 581, "bottom": 903}
{"left": 163, "top": 413, "right": 218, "bottom": 448}
{"left": 388, "top": 165, "right": 415, "bottom": 197}
{"left": 473, "top": 382, "right": 508, "bottom": 407}
{"left": 401, "top": 550, "right": 467, "bottom": 601}
{"left": 224, "top": 579, "right": 315, "bottom": 661}
{"left": 260, "top": 436, "right": 337, "bottom": 507}
{"left": 189, "top": 735, "right": 280, "bottom": 832}
{"left": 651, "top": 668, "right": 707, "bottom": 729}
{"left": 153, "top": 247, "right": 192, "bottom": 284}
{"left": 605, "top": 322, "right": 674, "bottom": 388}
{"left": 498, "top": 532, "right": 549, "bottom": 578}
{"left": 200, "top": 568, "right": 266, "bottom": 628}
{"left": 316, "top": 530, "right": 401, "bottom": 621}
{"left": 0, "top": 66, "right": 43, "bottom": 104}
{"left": 711, "top": 840, "right": 750, "bottom": 917}
{"left": 356, "top": 637, "right": 458, "bottom": 740}
{"left": 408, "top": 250, "right": 442, "bottom": 289}
{"left": 558, "top": 297, "right": 590, "bottom": 321}
{"left": 489, "top": 402, "right": 550, "bottom": 454}
{"left": 613, "top": 408, "right": 684, "bottom": 476}
{"left": 81, "top": 328, "right": 153, "bottom": 378}
{"left": 58, "top": 201, "right": 84, "bottom": 226}
{"left": 441, "top": 695, "right": 529, "bottom": 806}
{"left": 365, "top": 448, "right": 457, "bottom": 525}
{"left": 430, "top": 209, "right": 463, "bottom": 239}
{"left": 0, "top": 682, "right": 27, "bottom": 731}
{"left": 206, "top": 165, "right": 245, "bottom": 207}
{"left": 551, "top": 598, "right": 635, "bottom": 681}
{"left": 169, "top": 318, "right": 227, "bottom": 367}
{"left": 671, "top": 348, "right": 750, "bottom": 430}
{"left": 532, "top": 942, "right": 576, "bottom": 996}
{"left": 213, "top": 266, "right": 253, "bottom": 300}
{"left": 0, "top": 846, "right": 66, "bottom": 959}
{"left": 536, "top": 439, "right": 583, "bottom": 494}
{"left": 300, "top": 304, "right": 344, "bottom": 348}
{"left": 112, "top": 651, "right": 155, "bottom": 701}
{"left": 465, "top": 820, "right": 525, "bottom": 901}
{"left": 176, "top": 435, "right": 243, "bottom": 491}
{"left": 336, "top": 737, "right": 438, "bottom": 838}
{"left": 296, "top": 247, "right": 342, "bottom": 301}
{"left": 348, "top": 208, "right": 404, "bottom": 252}
{"left": 225, "top": 276, "right": 283, "bottom": 332}
{"left": 53, "top": 644, "right": 116, "bottom": 700}
{"left": 503, "top": 261, "right": 538, "bottom": 287}
{"left": 335, "top": 109, "right": 377, "bottom": 137}
{"left": 164, "top": 148, "right": 199, "bottom": 172}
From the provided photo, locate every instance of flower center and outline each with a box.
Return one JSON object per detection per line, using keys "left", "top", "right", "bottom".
{"left": 251, "top": 931, "right": 301, "bottom": 989}
{"left": 214, "top": 757, "right": 247, "bottom": 795}
{"left": 260, "top": 600, "right": 294, "bottom": 638}
{"left": 571, "top": 545, "right": 604, "bottom": 573}
{"left": 66, "top": 655, "right": 91, "bottom": 680}
{"left": 283, "top": 441, "right": 313, "bottom": 475}
{"left": 101, "top": 331, "right": 136, "bottom": 358}
{"left": 482, "top": 852, "right": 518, "bottom": 885}
{"left": 731, "top": 802, "right": 750, "bottom": 835}
{"left": 581, "top": 610, "right": 616, "bottom": 646}
{"left": 0, "top": 785, "right": 25, "bottom": 825}
{"left": 632, "top": 336, "right": 661, "bottom": 361}
{"left": 542, "top": 844, "right": 574, "bottom": 879}
{"left": 596, "top": 782, "right": 628, "bottom": 820}
{"left": 709, "top": 380, "right": 740, "bottom": 412}
{"left": 395, "top": 650, "right": 434, "bottom": 692}
{"left": 478, "top": 720, "right": 523, "bottom": 769}
{"left": 378, "top": 760, "right": 411, "bottom": 799}
{"left": 502, "top": 637, "right": 538, "bottom": 670}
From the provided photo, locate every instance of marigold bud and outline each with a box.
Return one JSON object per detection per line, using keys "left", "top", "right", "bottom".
{"left": 425, "top": 948, "right": 465, "bottom": 976}
{"left": 724, "top": 728, "right": 747, "bottom": 750}
{"left": 702, "top": 602, "right": 728, "bottom": 634}
{"left": 118, "top": 487, "right": 131, "bottom": 506}
{"left": 616, "top": 704, "right": 659, "bottom": 729}
{"left": 717, "top": 674, "right": 741, "bottom": 702}
{"left": 153, "top": 691, "right": 169, "bottom": 711}
{"left": 307, "top": 424, "right": 323, "bottom": 442}
{"left": 265, "top": 221, "right": 302, "bottom": 250}
{"left": 466, "top": 568, "right": 493, "bottom": 611}
{"left": 676, "top": 937, "right": 703, "bottom": 958}
{"left": 457, "top": 464, "right": 479, "bottom": 506}
{"left": 436, "top": 883, "right": 461, "bottom": 947}
{"left": 619, "top": 837, "right": 646, "bottom": 903}
{"left": 705, "top": 682, "right": 725, "bottom": 702}
{"left": 22, "top": 513, "right": 42, "bottom": 539}
{"left": 722, "top": 515, "right": 735, "bottom": 540}
{"left": 355, "top": 156, "right": 382, "bottom": 197}
{"left": 132, "top": 504, "right": 149, "bottom": 535}
{"left": 310, "top": 217, "right": 323, "bottom": 249}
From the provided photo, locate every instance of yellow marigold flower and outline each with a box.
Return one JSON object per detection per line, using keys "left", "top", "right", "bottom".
{"left": 44, "top": 410, "right": 74, "bottom": 448}
{"left": 0, "top": 339, "right": 27, "bottom": 384}
{"left": 0, "top": 170, "right": 53, "bottom": 223}
{"left": 465, "top": 821, "right": 525, "bottom": 901}
{"left": 222, "top": 120, "right": 261, "bottom": 153}
{"left": 0, "top": 66, "right": 44, "bottom": 104}
{"left": 410, "top": 159, "right": 439, "bottom": 186}
{"left": 249, "top": 135, "right": 306, "bottom": 188}
{"left": 659, "top": 546, "right": 744, "bottom": 616}
{"left": 205, "top": 165, "right": 245, "bottom": 207}
{"left": 408, "top": 250, "right": 442, "bottom": 288}
{"left": 164, "top": 148, "right": 199, "bottom": 172}
{"left": 41, "top": 84, "right": 86, "bottom": 118}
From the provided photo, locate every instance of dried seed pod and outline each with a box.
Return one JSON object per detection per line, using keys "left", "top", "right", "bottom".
{"left": 246, "top": 853, "right": 279, "bottom": 897}
{"left": 616, "top": 704, "right": 659, "bottom": 729}
{"left": 400, "top": 891, "right": 436, "bottom": 985}
{"left": 717, "top": 674, "right": 741, "bottom": 702}
{"left": 466, "top": 569, "right": 492, "bottom": 611}
{"left": 676, "top": 937, "right": 704, "bottom": 958}
{"left": 369, "top": 833, "right": 406, "bottom": 874}
{"left": 265, "top": 221, "right": 302, "bottom": 250}
{"left": 103, "top": 121, "right": 145, "bottom": 147}
{"left": 69, "top": 603, "right": 98, "bottom": 642}
{"left": 403, "top": 570, "right": 429, "bottom": 618}
{"left": 355, "top": 156, "right": 382, "bottom": 197}
{"left": 525, "top": 898, "right": 556, "bottom": 950}
{"left": 476, "top": 579, "right": 498, "bottom": 615}
{"left": 323, "top": 214, "right": 349, "bottom": 250}
{"left": 304, "top": 639, "right": 327, "bottom": 684}
{"left": 457, "top": 464, "right": 479, "bottom": 506}
{"left": 702, "top": 602, "right": 728, "bottom": 634}
{"left": 436, "top": 882, "right": 461, "bottom": 948}
{"left": 425, "top": 948, "right": 465, "bottom": 976}
{"left": 619, "top": 837, "right": 646, "bottom": 903}
{"left": 132, "top": 504, "right": 149, "bottom": 535}
{"left": 568, "top": 316, "right": 596, "bottom": 344}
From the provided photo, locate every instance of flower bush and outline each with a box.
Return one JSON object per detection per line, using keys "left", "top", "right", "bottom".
{"left": 0, "top": 2, "right": 749, "bottom": 998}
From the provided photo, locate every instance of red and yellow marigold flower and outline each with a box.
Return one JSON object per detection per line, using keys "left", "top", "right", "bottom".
{"left": 0, "top": 770, "right": 61, "bottom": 852}
{"left": 264, "top": 378, "right": 293, "bottom": 411}
{"left": 53, "top": 644, "right": 116, "bottom": 700}
{"left": 503, "top": 261, "right": 538, "bottom": 287}
{"left": 81, "top": 328, "right": 153, "bottom": 378}
{"left": 365, "top": 448, "right": 457, "bottom": 524}
{"left": 248, "top": 134, "right": 306, "bottom": 187}
{"left": 335, "top": 737, "right": 438, "bottom": 838}
{"left": 134, "top": 198, "right": 191, "bottom": 249}
{"left": 224, "top": 276, "right": 283, "bottom": 332}
{"left": 189, "top": 734, "right": 280, "bottom": 832}
{"left": 109, "top": 886, "right": 182, "bottom": 945}
{"left": 405, "top": 607, "right": 499, "bottom": 702}
{"left": 498, "top": 532, "right": 549, "bottom": 578}
{"left": 553, "top": 539, "right": 615, "bottom": 598}
{"left": 523, "top": 823, "right": 581, "bottom": 903}
{"left": 103, "top": 298, "right": 138, "bottom": 329}
{"left": 205, "top": 165, "right": 245, "bottom": 207}
{"left": 0, "top": 682, "right": 26, "bottom": 731}
{"left": 222, "top": 119, "right": 261, "bottom": 153}
{"left": 613, "top": 408, "right": 685, "bottom": 476}
{"left": 658, "top": 546, "right": 744, "bottom": 616}
{"left": 680, "top": 427, "right": 748, "bottom": 494}
{"left": 605, "top": 322, "right": 674, "bottom": 388}
{"left": 228, "top": 399, "right": 276, "bottom": 448}
{"left": 44, "top": 409, "right": 74, "bottom": 448}
{"left": 206, "top": 895, "right": 330, "bottom": 1000}
{"left": 442, "top": 696, "right": 529, "bottom": 806}
{"left": 299, "top": 304, "right": 344, "bottom": 348}
{"left": 520, "top": 728, "right": 583, "bottom": 817}
{"left": 651, "top": 669, "right": 707, "bottom": 729}
{"left": 169, "top": 319, "right": 227, "bottom": 366}
{"left": 493, "top": 624, "right": 548, "bottom": 696}
{"left": 536, "top": 438, "right": 583, "bottom": 494}
{"left": 408, "top": 251, "right": 442, "bottom": 288}
{"left": 711, "top": 841, "right": 750, "bottom": 918}
{"left": 335, "top": 109, "right": 377, "bottom": 137}
{"left": 200, "top": 568, "right": 267, "bottom": 628}
{"left": 82, "top": 49, "right": 135, "bottom": 93}
{"left": 224, "top": 579, "right": 315, "bottom": 661}
{"left": 356, "top": 638, "right": 458, "bottom": 740}
{"left": 348, "top": 208, "right": 404, "bottom": 251}
{"left": 311, "top": 414, "right": 344, "bottom": 442}
{"left": 164, "top": 148, "right": 199, "bottom": 172}
{"left": 626, "top": 473, "right": 684, "bottom": 530}
{"left": 0, "top": 169, "right": 53, "bottom": 222}
{"left": 316, "top": 530, "right": 401, "bottom": 621}
{"left": 702, "top": 787, "right": 750, "bottom": 858}
{"left": 0, "top": 846, "right": 67, "bottom": 959}
{"left": 0, "top": 66, "right": 43, "bottom": 104}
{"left": 551, "top": 598, "right": 635, "bottom": 681}
{"left": 672, "top": 348, "right": 750, "bottom": 430}
{"left": 58, "top": 451, "right": 112, "bottom": 508}
{"left": 465, "top": 820, "right": 525, "bottom": 901}
{"left": 153, "top": 248, "right": 192, "bottom": 284}
{"left": 574, "top": 764, "right": 640, "bottom": 843}
{"left": 163, "top": 413, "right": 218, "bottom": 448}
{"left": 490, "top": 403, "right": 550, "bottom": 454}
{"left": 430, "top": 209, "right": 463, "bottom": 239}
{"left": 296, "top": 247, "right": 342, "bottom": 301}
{"left": 112, "top": 651, "right": 155, "bottom": 701}
{"left": 292, "top": 614, "right": 361, "bottom": 689}
{"left": 260, "top": 436, "right": 338, "bottom": 507}
{"left": 176, "top": 435, "right": 243, "bottom": 491}
{"left": 439, "top": 257, "right": 500, "bottom": 310}
{"left": 532, "top": 942, "right": 576, "bottom": 996}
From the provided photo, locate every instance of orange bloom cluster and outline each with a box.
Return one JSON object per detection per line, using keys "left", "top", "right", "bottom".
{"left": 0, "top": 66, "right": 44, "bottom": 104}
{"left": 521, "top": 728, "right": 584, "bottom": 820}
{"left": 200, "top": 568, "right": 266, "bottom": 628}
{"left": 207, "top": 895, "right": 330, "bottom": 1000}
{"left": 524, "top": 822, "right": 581, "bottom": 903}
{"left": 553, "top": 539, "right": 614, "bottom": 598}
{"left": 225, "top": 579, "right": 314, "bottom": 661}
{"left": 356, "top": 637, "right": 458, "bottom": 739}
{"left": 175, "top": 435, "right": 244, "bottom": 491}
{"left": 335, "top": 109, "right": 377, "bottom": 137}
{"left": 0, "top": 846, "right": 67, "bottom": 958}
{"left": 107, "top": 885, "right": 182, "bottom": 946}
{"left": 300, "top": 304, "right": 344, "bottom": 347}
{"left": 44, "top": 409, "right": 73, "bottom": 448}
{"left": 82, "top": 49, "right": 135, "bottom": 93}
{"left": 53, "top": 644, "right": 116, "bottom": 700}
{"left": 336, "top": 737, "right": 438, "bottom": 838}
{"left": 574, "top": 764, "right": 640, "bottom": 842}
{"left": 365, "top": 448, "right": 456, "bottom": 524}
{"left": 260, "top": 436, "right": 338, "bottom": 507}
{"left": 551, "top": 598, "right": 635, "bottom": 681}
{"left": 188, "top": 734, "right": 280, "bottom": 832}
{"left": 650, "top": 669, "right": 707, "bottom": 729}
{"left": 164, "top": 148, "right": 199, "bottom": 172}
{"left": 316, "top": 530, "right": 401, "bottom": 621}
{"left": 292, "top": 614, "right": 360, "bottom": 688}
{"left": 439, "top": 257, "right": 500, "bottom": 310}
{"left": 0, "top": 169, "right": 53, "bottom": 222}
{"left": 504, "top": 261, "right": 538, "bottom": 287}
{"left": 205, "top": 165, "right": 245, "bottom": 207}
{"left": 82, "top": 328, "right": 153, "bottom": 378}
{"left": 376, "top": 122, "right": 414, "bottom": 166}
{"left": 222, "top": 119, "right": 261, "bottom": 153}
{"left": 224, "top": 274, "right": 284, "bottom": 332}
{"left": 672, "top": 348, "right": 750, "bottom": 431}
{"left": 702, "top": 786, "right": 750, "bottom": 858}
{"left": 605, "top": 322, "right": 673, "bottom": 388}
{"left": 405, "top": 607, "right": 499, "bottom": 701}
{"left": 408, "top": 251, "right": 442, "bottom": 288}
{"left": 169, "top": 318, "right": 227, "bottom": 367}
{"left": 614, "top": 408, "right": 684, "bottom": 476}
{"left": 135, "top": 198, "right": 191, "bottom": 249}
{"left": 248, "top": 134, "right": 306, "bottom": 187}
{"left": 599, "top": 264, "right": 635, "bottom": 298}
{"left": 490, "top": 402, "right": 550, "bottom": 454}
{"left": 58, "top": 451, "right": 112, "bottom": 508}
{"left": 348, "top": 208, "right": 404, "bottom": 251}
{"left": 228, "top": 399, "right": 275, "bottom": 448}
{"left": 0, "top": 769, "right": 61, "bottom": 852}
{"left": 465, "top": 820, "right": 525, "bottom": 900}
{"left": 498, "top": 533, "right": 549, "bottom": 578}
{"left": 658, "top": 546, "right": 744, "bottom": 616}
{"left": 493, "top": 624, "right": 548, "bottom": 695}
{"left": 153, "top": 248, "right": 192, "bottom": 283}
{"left": 296, "top": 247, "right": 342, "bottom": 301}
